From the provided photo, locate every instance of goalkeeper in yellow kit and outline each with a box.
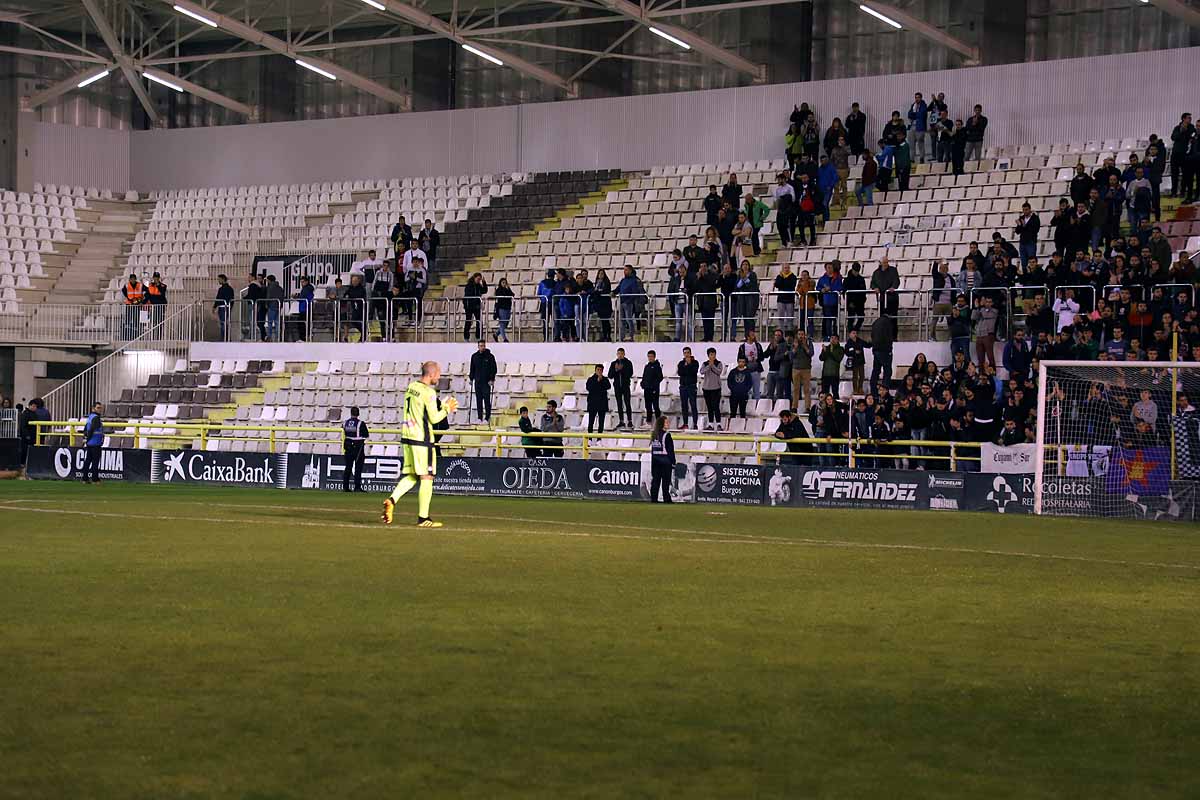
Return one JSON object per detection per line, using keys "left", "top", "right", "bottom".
{"left": 381, "top": 360, "right": 458, "bottom": 528}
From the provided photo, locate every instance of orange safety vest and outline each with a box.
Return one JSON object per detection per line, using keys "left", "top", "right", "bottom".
{"left": 125, "top": 282, "right": 145, "bottom": 304}
{"left": 147, "top": 283, "right": 164, "bottom": 301}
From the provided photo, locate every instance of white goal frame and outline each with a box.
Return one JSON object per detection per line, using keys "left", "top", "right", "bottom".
{"left": 1034, "top": 360, "right": 1192, "bottom": 515}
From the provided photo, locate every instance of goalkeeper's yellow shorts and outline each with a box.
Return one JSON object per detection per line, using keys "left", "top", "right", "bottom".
{"left": 403, "top": 444, "right": 437, "bottom": 477}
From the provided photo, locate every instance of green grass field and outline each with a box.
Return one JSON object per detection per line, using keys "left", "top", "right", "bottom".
{"left": 2, "top": 482, "right": 1199, "bottom": 799}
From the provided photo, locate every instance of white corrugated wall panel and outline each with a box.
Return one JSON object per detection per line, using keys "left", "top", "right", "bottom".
{"left": 125, "top": 46, "right": 1198, "bottom": 190}
{"left": 32, "top": 121, "right": 130, "bottom": 193}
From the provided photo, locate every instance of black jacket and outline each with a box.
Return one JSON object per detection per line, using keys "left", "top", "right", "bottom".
{"left": 608, "top": 358, "right": 634, "bottom": 391}
{"left": 463, "top": 279, "right": 488, "bottom": 311}
{"left": 469, "top": 349, "right": 497, "bottom": 383}
{"left": 586, "top": 375, "right": 611, "bottom": 412}
{"left": 677, "top": 358, "right": 699, "bottom": 388}
{"left": 642, "top": 360, "right": 663, "bottom": 391}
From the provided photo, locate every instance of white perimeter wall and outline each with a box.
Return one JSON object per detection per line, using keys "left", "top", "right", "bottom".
{"left": 25, "top": 46, "right": 1197, "bottom": 194}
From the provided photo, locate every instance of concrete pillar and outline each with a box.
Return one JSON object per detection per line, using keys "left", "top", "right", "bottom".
{"left": 981, "top": 0, "right": 1027, "bottom": 66}
{"left": 413, "top": 38, "right": 455, "bottom": 111}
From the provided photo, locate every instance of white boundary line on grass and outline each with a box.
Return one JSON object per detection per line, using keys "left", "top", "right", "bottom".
{"left": 4, "top": 499, "right": 1200, "bottom": 573}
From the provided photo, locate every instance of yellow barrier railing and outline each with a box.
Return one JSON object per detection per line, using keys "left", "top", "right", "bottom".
{"left": 32, "top": 420, "right": 985, "bottom": 468}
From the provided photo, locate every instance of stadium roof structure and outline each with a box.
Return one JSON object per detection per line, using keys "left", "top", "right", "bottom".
{"left": 0, "top": 0, "right": 839, "bottom": 118}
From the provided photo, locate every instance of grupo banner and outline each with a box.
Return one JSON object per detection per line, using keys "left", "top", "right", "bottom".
{"left": 25, "top": 446, "right": 151, "bottom": 482}
{"left": 979, "top": 443, "right": 1037, "bottom": 474}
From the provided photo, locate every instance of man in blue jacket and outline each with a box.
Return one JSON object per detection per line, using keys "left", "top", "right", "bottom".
{"left": 536, "top": 270, "right": 556, "bottom": 341}
{"left": 907, "top": 92, "right": 928, "bottom": 163}
{"left": 82, "top": 402, "right": 105, "bottom": 484}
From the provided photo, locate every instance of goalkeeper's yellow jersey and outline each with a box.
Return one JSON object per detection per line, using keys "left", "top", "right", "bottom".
{"left": 401, "top": 380, "right": 447, "bottom": 444}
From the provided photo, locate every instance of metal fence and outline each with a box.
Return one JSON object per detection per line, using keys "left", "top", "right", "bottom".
{"left": 41, "top": 302, "right": 205, "bottom": 422}
{"left": 30, "top": 419, "right": 988, "bottom": 469}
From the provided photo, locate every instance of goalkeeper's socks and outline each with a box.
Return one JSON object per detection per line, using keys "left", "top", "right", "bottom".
{"left": 417, "top": 479, "right": 433, "bottom": 519}
{"left": 389, "top": 475, "right": 418, "bottom": 503}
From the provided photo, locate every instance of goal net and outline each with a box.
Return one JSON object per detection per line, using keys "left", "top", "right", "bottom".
{"left": 1035, "top": 361, "right": 1200, "bottom": 520}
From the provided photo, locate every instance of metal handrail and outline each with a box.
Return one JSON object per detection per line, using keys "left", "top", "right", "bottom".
{"left": 32, "top": 419, "right": 986, "bottom": 468}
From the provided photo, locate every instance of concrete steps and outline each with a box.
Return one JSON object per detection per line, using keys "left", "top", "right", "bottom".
{"left": 48, "top": 201, "right": 154, "bottom": 305}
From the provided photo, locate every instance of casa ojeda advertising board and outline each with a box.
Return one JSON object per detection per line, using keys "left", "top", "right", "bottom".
{"left": 24, "top": 447, "right": 1200, "bottom": 521}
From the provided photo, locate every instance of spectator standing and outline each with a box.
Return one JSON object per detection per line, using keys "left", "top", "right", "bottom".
{"left": 907, "top": 93, "right": 928, "bottom": 163}
{"left": 844, "top": 261, "right": 867, "bottom": 333}
{"left": 1014, "top": 202, "right": 1041, "bottom": 268}
{"left": 17, "top": 398, "right": 39, "bottom": 464}
{"left": 972, "top": 295, "right": 999, "bottom": 369}
{"left": 830, "top": 138, "right": 851, "bottom": 209}
{"left": 677, "top": 346, "right": 699, "bottom": 430}
{"left": 785, "top": 126, "right": 804, "bottom": 174}
{"left": 775, "top": 409, "right": 809, "bottom": 465}
{"left": 245, "top": 273, "right": 266, "bottom": 340}
{"left": 609, "top": 347, "right": 634, "bottom": 429}
{"left": 290, "top": 276, "right": 314, "bottom": 341}
{"left": 735, "top": 261, "right": 759, "bottom": 338}
{"left": 949, "top": 119, "right": 968, "bottom": 175}
{"left": 540, "top": 400, "right": 565, "bottom": 457}
{"left": 146, "top": 272, "right": 167, "bottom": 327}
{"left": 1170, "top": 113, "right": 1194, "bottom": 199}
{"left": 795, "top": 174, "right": 819, "bottom": 246}
{"left": 689, "top": 264, "right": 715, "bottom": 341}
{"left": 844, "top": 329, "right": 866, "bottom": 395}
{"left": 585, "top": 364, "right": 611, "bottom": 434}
{"left": 820, "top": 334, "right": 845, "bottom": 399}
{"left": 341, "top": 406, "right": 369, "bottom": 493}
{"left": 265, "top": 275, "right": 285, "bottom": 341}
{"left": 469, "top": 340, "right": 497, "bottom": 423}
{"left": 121, "top": 273, "right": 147, "bottom": 339}
{"left": 816, "top": 261, "right": 842, "bottom": 339}
{"left": 845, "top": 102, "right": 867, "bottom": 156}
{"left": 518, "top": 407, "right": 540, "bottom": 458}
{"left": 964, "top": 105, "right": 988, "bottom": 162}
{"left": 667, "top": 259, "right": 688, "bottom": 342}
{"left": 704, "top": 185, "right": 723, "bottom": 226}
{"left": 870, "top": 258, "right": 901, "bottom": 335}
{"left": 344, "top": 274, "right": 368, "bottom": 341}
{"left": 791, "top": 330, "right": 814, "bottom": 411}
{"left": 648, "top": 416, "right": 677, "bottom": 504}
{"left": 764, "top": 329, "right": 786, "bottom": 400}
{"left": 390, "top": 215, "right": 413, "bottom": 254}
{"left": 773, "top": 263, "right": 798, "bottom": 333}
{"left": 823, "top": 117, "right": 847, "bottom": 158}
{"left": 721, "top": 173, "right": 743, "bottom": 209}
{"left": 418, "top": 218, "right": 439, "bottom": 268}
{"left": 81, "top": 402, "right": 105, "bottom": 484}
{"left": 893, "top": 132, "right": 912, "bottom": 192}
{"left": 700, "top": 348, "right": 724, "bottom": 431}
{"left": 738, "top": 329, "right": 765, "bottom": 400}
{"left": 492, "top": 277, "right": 514, "bottom": 342}
{"left": 463, "top": 272, "right": 487, "bottom": 341}
{"left": 933, "top": 108, "right": 953, "bottom": 162}
{"left": 869, "top": 313, "right": 895, "bottom": 393}
{"left": 642, "top": 350, "right": 663, "bottom": 426}
{"left": 882, "top": 111, "right": 906, "bottom": 144}
{"left": 1002, "top": 328, "right": 1033, "bottom": 384}
{"left": 817, "top": 156, "right": 838, "bottom": 221}
{"left": 727, "top": 357, "right": 753, "bottom": 419}
{"left": 948, "top": 295, "right": 972, "bottom": 362}
{"left": 591, "top": 269, "right": 613, "bottom": 342}
{"left": 856, "top": 148, "right": 876, "bottom": 207}
{"left": 743, "top": 193, "right": 769, "bottom": 256}
{"left": 213, "top": 274, "right": 234, "bottom": 340}
{"left": 616, "top": 265, "right": 645, "bottom": 340}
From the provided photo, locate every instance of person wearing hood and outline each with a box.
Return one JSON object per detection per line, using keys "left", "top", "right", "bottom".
{"left": 537, "top": 270, "right": 557, "bottom": 341}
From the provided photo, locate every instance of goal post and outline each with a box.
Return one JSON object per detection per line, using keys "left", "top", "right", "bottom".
{"left": 1034, "top": 360, "right": 1200, "bottom": 519}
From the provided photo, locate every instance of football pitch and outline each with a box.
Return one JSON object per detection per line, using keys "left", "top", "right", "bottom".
{"left": 2, "top": 482, "right": 1198, "bottom": 799}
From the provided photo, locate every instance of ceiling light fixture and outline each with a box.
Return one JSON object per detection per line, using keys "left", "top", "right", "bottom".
{"left": 859, "top": 4, "right": 902, "bottom": 29}
{"left": 173, "top": 4, "right": 218, "bottom": 27}
{"left": 462, "top": 43, "right": 503, "bottom": 66}
{"left": 145, "top": 72, "right": 184, "bottom": 92}
{"left": 295, "top": 59, "right": 338, "bottom": 80}
{"left": 360, "top": 0, "right": 386, "bottom": 10}
{"left": 648, "top": 26, "right": 691, "bottom": 50}
{"left": 77, "top": 69, "right": 111, "bottom": 89}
